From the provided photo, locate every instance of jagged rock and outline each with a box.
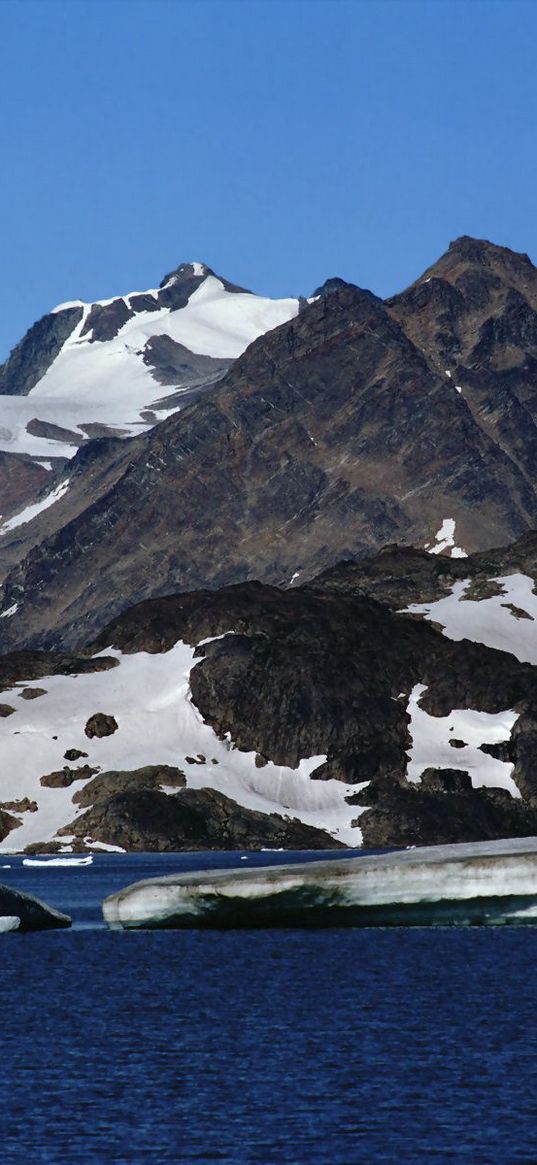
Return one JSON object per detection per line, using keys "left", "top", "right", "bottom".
{"left": 84, "top": 713, "right": 118, "bottom": 739}
{"left": 63, "top": 748, "right": 88, "bottom": 761}
{"left": 0, "top": 306, "right": 83, "bottom": 396}
{"left": 72, "top": 765, "right": 186, "bottom": 807}
{"left": 64, "top": 787, "right": 346, "bottom": 852}
{"left": 0, "top": 809, "right": 21, "bottom": 841}
{"left": 19, "top": 687, "right": 46, "bottom": 700}
{"left": 0, "top": 798, "right": 38, "bottom": 813}
{"left": 40, "top": 765, "right": 99, "bottom": 788}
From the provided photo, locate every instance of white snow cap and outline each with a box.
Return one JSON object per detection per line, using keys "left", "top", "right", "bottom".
{"left": 0, "top": 266, "right": 300, "bottom": 460}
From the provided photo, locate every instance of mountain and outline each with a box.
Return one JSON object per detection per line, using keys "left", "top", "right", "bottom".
{"left": 3, "top": 538, "right": 537, "bottom": 853}
{"left": 4, "top": 236, "right": 537, "bottom": 853}
{"left": 0, "top": 261, "right": 299, "bottom": 515}
{"left": 4, "top": 237, "right": 537, "bottom": 651}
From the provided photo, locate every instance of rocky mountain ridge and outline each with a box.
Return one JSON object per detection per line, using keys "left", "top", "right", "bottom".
{"left": 3, "top": 236, "right": 537, "bottom": 851}
{"left": 4, "top": 237, "right": 537, "bottom": 651}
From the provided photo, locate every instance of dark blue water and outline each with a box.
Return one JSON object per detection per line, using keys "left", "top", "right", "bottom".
{"left": 1, "top": 851, "right": 537, "bottom": 1164}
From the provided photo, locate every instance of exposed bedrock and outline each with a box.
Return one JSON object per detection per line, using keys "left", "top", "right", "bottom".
{"left": 102, "top": 836, "right": 537, "bottom": 929}
{"left": 63, "top": 786, "right": 344, "bottom": 852}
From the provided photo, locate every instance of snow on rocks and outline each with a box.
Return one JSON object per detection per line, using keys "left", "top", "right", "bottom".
{"left": 402, "top": 574, "right": 537, "bottom": 664}
{"left": 0, "top": 641, "right": 362, "bottom": 852}
{"left": 426, "top": 518, "right": 468, "bottom": 558}
{"left": 0, "top": 603, "right": 18, "bottom": 619}
{"left": 406, "top": 683, "right": 519, "bottom": 797}
{"left": 0, "top": 479, "right": 70, "bottom": 537}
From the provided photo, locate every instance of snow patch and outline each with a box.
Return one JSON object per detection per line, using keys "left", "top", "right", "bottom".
{"left": 1, "top": 276, "right": 299, "bottom": 460}
{"left": 406, "top": 683, "right": 519, "bottom": 797}
{"left": 0, "top": 480, "right": 70, "bottom": 537}
{"left": 0, "top": 604, "right": 18, "bottom": 619}
{"left": 427, "top": 517, "right": 468, "bottom": 558}
{"left": 402, "top": 574, "right": 537, "bottom": 664}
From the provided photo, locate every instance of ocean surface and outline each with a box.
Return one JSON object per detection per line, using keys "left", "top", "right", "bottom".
{"left": 2, "top": 849, "right": 537, "bottom": 1164}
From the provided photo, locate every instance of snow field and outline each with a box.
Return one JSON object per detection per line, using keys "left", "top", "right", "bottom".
{"left": 0, "top": 275, "right": 299, "bottom": 459}
{"left": 402, "top": 573, "right": 537, "bottom": 664}
{"left": 406, "top": 682, "right": 519, "bottom": 796}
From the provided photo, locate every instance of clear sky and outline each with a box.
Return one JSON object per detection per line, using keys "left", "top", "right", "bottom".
{"left": 1, "top": 0, "right": 536, "bottom": 358}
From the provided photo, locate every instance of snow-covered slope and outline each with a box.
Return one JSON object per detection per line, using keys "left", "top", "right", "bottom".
{"left": 402, "top": 573, "right": 537, "bottom": 664}
{"left": 0, "top": 640, "right": 363, "bottom": 853}
{"left": 0, "top": 263, "right": 299, "bottom": 461}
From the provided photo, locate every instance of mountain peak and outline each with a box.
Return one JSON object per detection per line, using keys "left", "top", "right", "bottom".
{"left": 446, "top": 235, "right": 534, "bottom": 269}
{"left": 159, "top": 262, "right": 214, "bottom": 289}
{"left": 310, "top": 277, "right": 380, "bottom": 306}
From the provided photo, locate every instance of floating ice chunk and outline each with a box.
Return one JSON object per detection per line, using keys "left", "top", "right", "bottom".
{"left": 0, "top": 916, "right": 20, "bottom": 932}
{"left": 22, "top": 855, "right": 93, "bottom": 868}
{"left": 102, "top": 836, "right": 537, "bottom": 929}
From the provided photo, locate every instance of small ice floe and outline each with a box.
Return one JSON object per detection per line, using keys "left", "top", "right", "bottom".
{"left": 427, "top": 518, "right": 467, "bottom": 558}
{"left": 0, "top": 916, "right": 20, "bottom": 933}
{"left": 22, "top": 855, "right": 93, "bottom": 868}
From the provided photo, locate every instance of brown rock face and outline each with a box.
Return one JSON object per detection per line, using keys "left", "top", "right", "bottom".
{"left": 64, "top": 787, "right": 345, "bottom": 852}
{"left": 40, "top": 765, "right": 99, "bottom": 789}
{"left": 84, "top": 713, "right": 118, "bottom": 739}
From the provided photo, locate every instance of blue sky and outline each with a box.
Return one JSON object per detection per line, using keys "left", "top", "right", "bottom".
{"left": 1, "top": 0, "right": 536, "bottom": 358}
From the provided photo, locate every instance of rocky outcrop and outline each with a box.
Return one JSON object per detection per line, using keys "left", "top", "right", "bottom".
{"left": 64, "top": 785, "right": 343, "bottom": 852}
{"left": 357, "top": 771, "right": 537, "bottom": 848}
{"left": 84, "top": 713, "right": 118, "bottom": 739}
{"left": 0, "top": 306, "right": 83, "bottom": 396}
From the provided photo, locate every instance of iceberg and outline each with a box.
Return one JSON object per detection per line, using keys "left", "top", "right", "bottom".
{"left": 0, "top": 884, "right": 71, "bottom": 930}
{"left": 102, "top": 836, "right": 537, "bottom": 929}
{"left": 0, "top": 916, "right": 20, "bottom": 933}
